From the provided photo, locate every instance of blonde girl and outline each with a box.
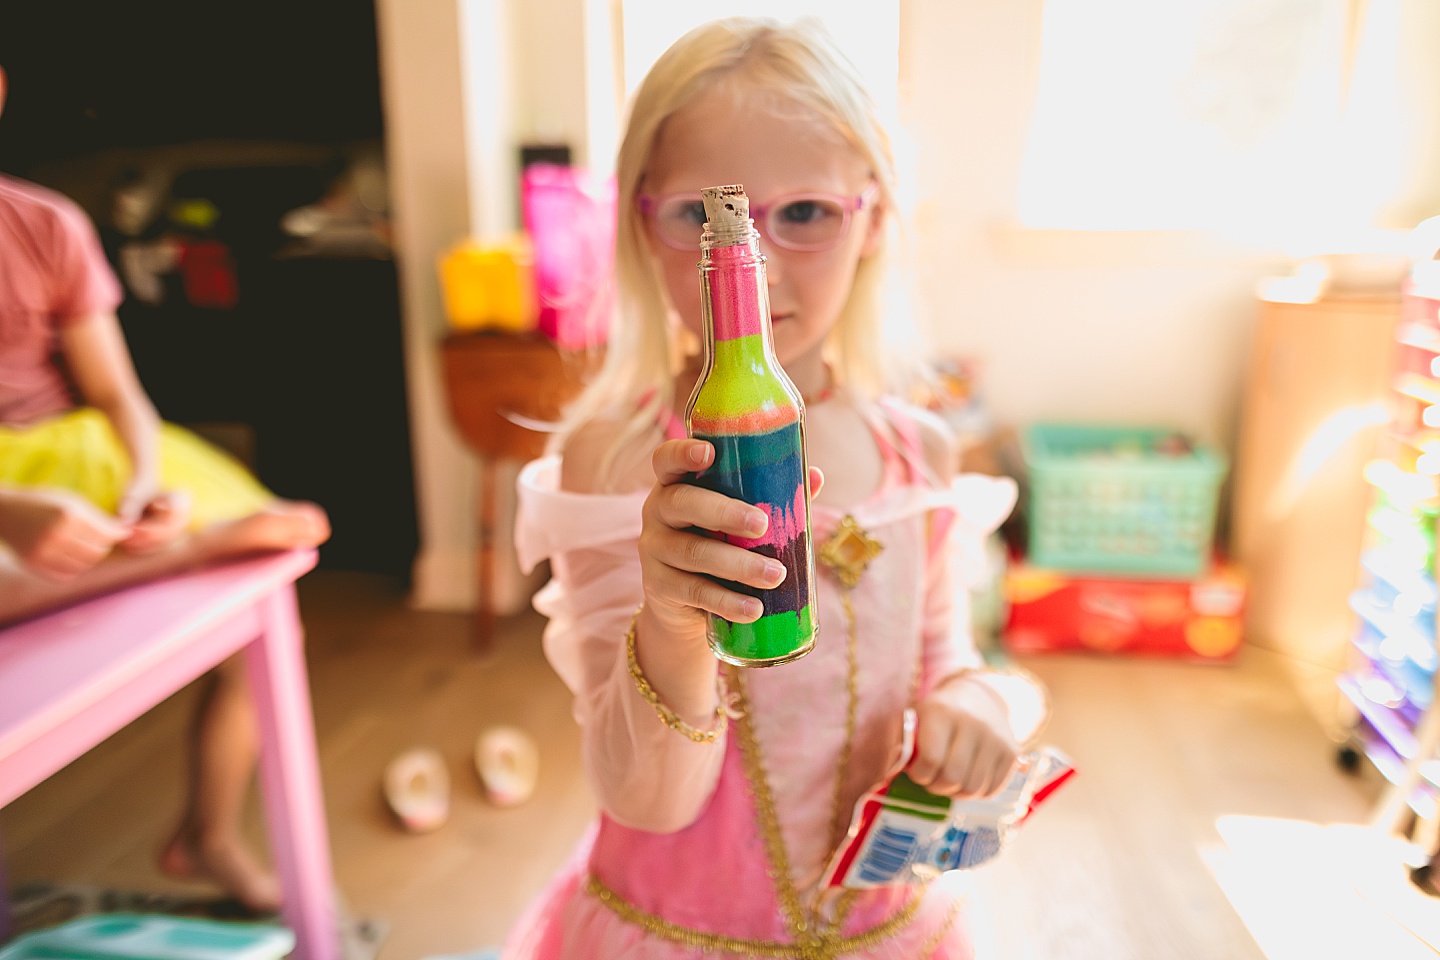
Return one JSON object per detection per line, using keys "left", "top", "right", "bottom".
{"left": 511, "top": 18, "right": 1034, "bottom": 958}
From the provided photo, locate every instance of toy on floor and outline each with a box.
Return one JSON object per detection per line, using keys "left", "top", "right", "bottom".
{"left": 383, "top": 747, "right": 450, "bottom": 833}
{"left": 475, "top": 726, "right": 539, "bottom": 807}
{"left": 0, "top": 914, "right": 292, "bottom": 960}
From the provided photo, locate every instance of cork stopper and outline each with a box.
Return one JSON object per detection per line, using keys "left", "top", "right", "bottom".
{"left": 701, "top": 184, "right": 753, "bottom": 247}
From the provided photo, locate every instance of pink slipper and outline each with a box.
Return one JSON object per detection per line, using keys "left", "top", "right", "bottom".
{"left": 475, "top": 726, "right": 539, "bottom": 807}
{"left": 384, "top": 747, "right": 450, "bottom": 832}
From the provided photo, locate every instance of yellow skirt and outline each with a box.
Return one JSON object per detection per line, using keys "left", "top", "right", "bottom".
{"left": 0, "top": 408, "right": 274, "bottom": 529}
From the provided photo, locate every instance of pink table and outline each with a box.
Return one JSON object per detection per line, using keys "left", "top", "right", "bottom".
{"left": 0, "top": 549, "right": 337, "bottom": 960}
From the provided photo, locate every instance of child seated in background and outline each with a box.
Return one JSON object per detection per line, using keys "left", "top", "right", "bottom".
{"left": 0, "top": 65, "right": 328, "bottom": 911}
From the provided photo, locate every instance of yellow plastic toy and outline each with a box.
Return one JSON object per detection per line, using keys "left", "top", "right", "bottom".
{"left": 439, "top": 237, "right": 538, "bottom": 333}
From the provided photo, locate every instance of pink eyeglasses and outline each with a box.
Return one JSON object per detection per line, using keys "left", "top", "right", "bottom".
{"left": 636, "top": 183, "right": 880, "bottom": 252}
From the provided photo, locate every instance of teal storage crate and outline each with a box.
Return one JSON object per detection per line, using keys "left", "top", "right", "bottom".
{"left": 0, "top": 914, "right": 294, "bottom": 960}
{"left": 1022, "top": 424, "right": 1226, "bottom": 577}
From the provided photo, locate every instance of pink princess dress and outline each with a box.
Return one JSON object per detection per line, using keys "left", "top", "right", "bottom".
{"left": 507, "top": 403, "right": 1017, "bottom": 960}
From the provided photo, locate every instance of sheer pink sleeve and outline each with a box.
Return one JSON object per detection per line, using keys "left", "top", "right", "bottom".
{"left": 515, "top": 458, "right": 727, "bottom": 832}
{"left": 918, "top": 474, "right": 1018, "bottom": 697}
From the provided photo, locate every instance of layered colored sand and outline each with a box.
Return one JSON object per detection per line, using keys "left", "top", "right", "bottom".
{"left": 691, "top": 420, "right": 816, "bottom": 663}
{"left": 687, "top": 190, "right": 816, "bottom": 665}
{"left": 689, "top": 336, "right": 800, "bottom": 433}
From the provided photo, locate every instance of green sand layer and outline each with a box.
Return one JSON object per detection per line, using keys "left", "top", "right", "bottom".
{"left": 711, "top": 603, "right": 816, "bottom": 663}
{"left": 689, "top": 335, "right": 800, "bottom": 426}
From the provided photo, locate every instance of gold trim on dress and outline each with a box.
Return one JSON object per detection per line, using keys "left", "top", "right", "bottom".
{"left": 586, "top": 512, "right": 966, "bottom": 957}
{"left": 584, "top": 873, "right": 924, "bottom": 960}
{"left": 828, "top": 589, "right": 862, "bottom": 853}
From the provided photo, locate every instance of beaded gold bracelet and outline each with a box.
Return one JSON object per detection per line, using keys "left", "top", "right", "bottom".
{"left": 625, "top": 608, "right": 728, "bottom": 744}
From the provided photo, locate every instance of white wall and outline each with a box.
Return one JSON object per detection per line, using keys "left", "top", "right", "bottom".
{"left": 375, "top": 0, "right": 477, "bottom": 610}
{"left": 902, "top": 0, "right": 1286, "bottom": 451}
{"left": 1387, "top": 0, "right": 1440, "bottom": 225}
{"left": 901, "top": 0, "right": 1440, "bottom": 451}
{"left": 510, "top": 0, "right": 589, "bottom": 155}
{"left": 376, "top": 0, "right": 592, "bottom": 611}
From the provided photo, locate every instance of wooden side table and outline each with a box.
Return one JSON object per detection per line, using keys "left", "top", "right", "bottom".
{"left": 440, "top": 332, "right": 583, "bottom": 648}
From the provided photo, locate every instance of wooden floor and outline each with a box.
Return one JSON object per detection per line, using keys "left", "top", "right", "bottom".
{"left": 0, "top": 570, "right": 1423, "bottom": 959}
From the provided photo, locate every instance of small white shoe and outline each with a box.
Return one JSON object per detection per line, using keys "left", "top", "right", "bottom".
{"left": 476, "top": 726, "right": 539, "bottom": 807}
{"left": 384, "top": 747, "right": 451, "bottom": 833}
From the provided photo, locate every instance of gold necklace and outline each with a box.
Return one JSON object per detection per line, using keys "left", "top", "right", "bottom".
{"left": 727, "top": 513, "right": 895, "bottom": 954}
{"left": 733, "top": 669, "right": 917, "bottom": 960}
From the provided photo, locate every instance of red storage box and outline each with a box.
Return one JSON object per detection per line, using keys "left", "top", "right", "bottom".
{"left": 1003, "top": 561, "right": 1246, "bottom": 662}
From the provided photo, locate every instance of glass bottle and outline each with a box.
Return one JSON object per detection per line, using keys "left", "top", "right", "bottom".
{"left": 685, "top": 184, "right": 818, "bottom": 667}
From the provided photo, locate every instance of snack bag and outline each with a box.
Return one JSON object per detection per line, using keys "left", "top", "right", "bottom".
{"left": 822, "top": 712, "right": 1074, "bottom": 889}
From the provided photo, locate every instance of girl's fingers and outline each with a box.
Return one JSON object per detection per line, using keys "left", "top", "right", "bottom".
{"left": 936, "top": 731, "right": 982, "bottom": 796}
{"left": 983, "top": 750, "right": 1021, "bottom": 800}
{"left": 59, "top": 527, "right": 111, "bottom": 563}
{"left": 120, "top": 527, "right": 163, "bottom": 554}
{"left": 38, "top": 561, "right": 80, "bottom": 582}
{"left": 65, "top": 510, "right": 127, "bottom": 546}
{"left": 652, "top": 566, "right": 762, "bottom": 622}
{"left": 653, "top": 527, "right": 786, "bottom": 589}
{"left": 954, "top": 739, "right": 1001, "bottom": 798}
{"left": 809, "top": 466, "right": 824, "bottom": 499}
{"left": 115, "top": 497, "right": 141, "bottom": 525}
{"left": 906, "top": 710, "right": 954, "bottom": 787}
{"left": 652, "top": 438, "right": 713, "bottom": 486}
{"left": 35, "top": 542, "right": 99, "bottom": 581}
{"left": 655, "top": 483, "right": 769, "bottom": 540}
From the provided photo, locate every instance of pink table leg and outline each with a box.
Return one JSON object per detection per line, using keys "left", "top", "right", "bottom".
{"left": 245, "top": 586, "right": 338, "bottom": 960}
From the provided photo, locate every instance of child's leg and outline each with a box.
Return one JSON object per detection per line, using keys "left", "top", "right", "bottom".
{"left": 159, "top": 654, "right": 280, "bottom": 912}
{"left": 0, "top": 500, "right": 330, "bottom": 626}
{"left": 198, "top": 500, "right": 331, "bottom": 558}
{"left": 0, "top": 542, "right": 209, "bottom": 625}
{"left": 0, "top": 501, "right": 327, "bottom": 911}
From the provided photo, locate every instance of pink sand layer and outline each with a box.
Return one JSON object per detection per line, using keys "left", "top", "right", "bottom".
{"left": 726, "top": 482, "right": 807, "bottom": 550}
{"left": 706, "top": 245, "right": 765, "bottom": 342}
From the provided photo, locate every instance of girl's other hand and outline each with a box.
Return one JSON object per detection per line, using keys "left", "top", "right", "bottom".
{"left": 639, "top": 438, "right": 823, "bottom": 640}
{"left": 907, "top": 675, "right": 1021, "bottom": 799}
{"left": 119, "top": 490, "right": 192, "bottom": 554}
{"left": 0, "top": 487, "right": 130, "bottom": 581}
{"left": 117, "top": 475, "right": 161, "bottom": 525}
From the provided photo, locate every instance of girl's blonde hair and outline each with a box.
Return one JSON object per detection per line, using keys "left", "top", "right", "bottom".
{"left": 562, "top": 17, "right": 923, "bottom": 485}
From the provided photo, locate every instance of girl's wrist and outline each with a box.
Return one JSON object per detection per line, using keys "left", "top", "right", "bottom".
{"left": 633, "top": 605, "right": 720, "bottom": 726}
{"left": 626, "top": 608, "right": 727, "bottom": 743}
{"left": 935, "top": 669, "right": 1011, "bottom": 722}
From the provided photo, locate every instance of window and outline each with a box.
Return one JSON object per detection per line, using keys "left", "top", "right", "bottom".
{"left": 1016, "top": 0, "right": 1403, "bottom": 242}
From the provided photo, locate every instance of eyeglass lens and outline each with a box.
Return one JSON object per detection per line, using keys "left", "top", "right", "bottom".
{"left": 656, "top": 196, "right": 850, "bottom": 249}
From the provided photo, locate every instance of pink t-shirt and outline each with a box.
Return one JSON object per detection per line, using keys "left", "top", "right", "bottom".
{"left": 0, "top": 174, "right": 124, "bottom": 426}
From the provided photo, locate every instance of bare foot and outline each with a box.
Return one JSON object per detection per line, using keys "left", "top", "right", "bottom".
{"left": 197, "top": 501, "right": 331, "bottom": 561}
{"left": 159, "top": 830, "right": 282, "bottom": 913}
